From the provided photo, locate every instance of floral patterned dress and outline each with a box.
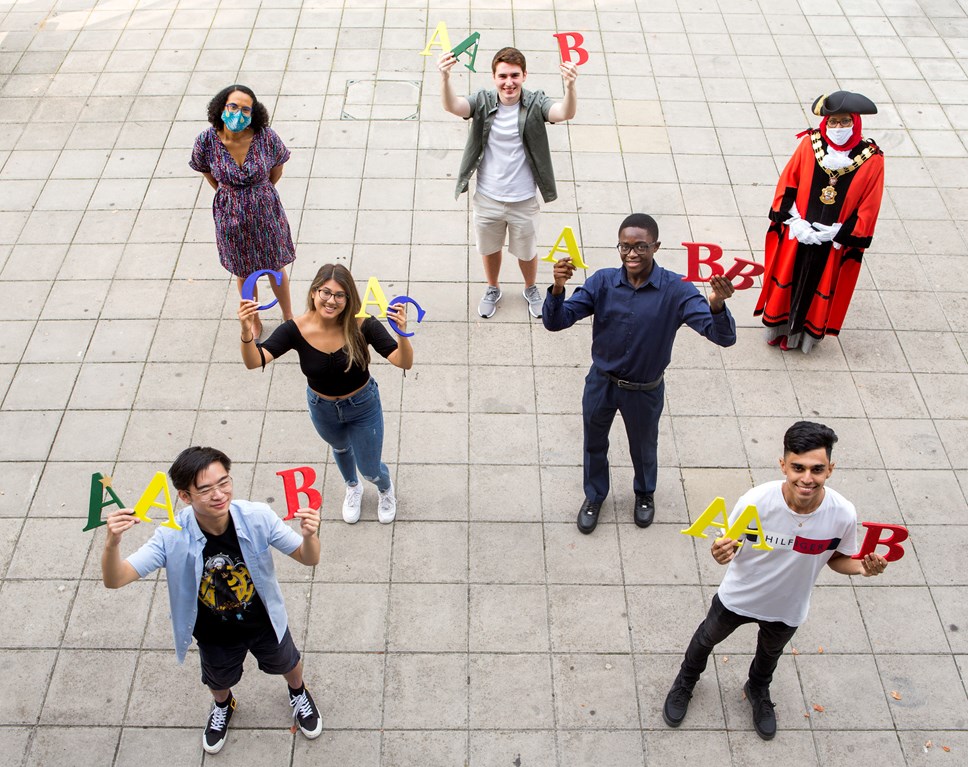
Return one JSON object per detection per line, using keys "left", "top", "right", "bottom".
{"left": 190, "top": 126, "right": 296, "bottom": 277}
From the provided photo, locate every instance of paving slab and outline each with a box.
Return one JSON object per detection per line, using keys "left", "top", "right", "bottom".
{"left": 2, "top": 0, "right": 968, "bottom": 765}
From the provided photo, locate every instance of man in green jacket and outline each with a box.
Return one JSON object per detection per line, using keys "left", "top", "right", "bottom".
{"left": 439, "top": 46, "right": 578, "bottom": 319}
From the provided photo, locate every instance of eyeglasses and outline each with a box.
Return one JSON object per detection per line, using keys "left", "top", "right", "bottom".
{"left": 826, "top": 116, "right": 853, "bottom": 128}
{"left": 316, "top": 287, "right": 348, "bottom": 303}
{"left": 192, "top": 475, "right": 233, "bottom": 500}
{"left": 616, "top": 241, "right": 657, "bottom": 255}
{"left": 225, "top": 103, "right": 253, "bottom": 115}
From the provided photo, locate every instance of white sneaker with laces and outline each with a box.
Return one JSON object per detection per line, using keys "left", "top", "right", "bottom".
{"left": 342, "top": 483, "right": 363, "bottom": 524}
{"left": 202, "top": 695, "right": 236, "bottom": 754}
{"left": 377, "top": 483, "right": 397, "bottom": 524}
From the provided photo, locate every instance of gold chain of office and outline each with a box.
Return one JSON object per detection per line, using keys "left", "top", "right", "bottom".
{"left": 811, "top": 130, "right": 876, "bottom": 206}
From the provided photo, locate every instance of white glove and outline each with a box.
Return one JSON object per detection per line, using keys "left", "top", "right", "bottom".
{"left": 785, "top": 215, "right": 822, "bottom": 246}
{"left": 811, "top": 222, "right": 842, "bottom": 243}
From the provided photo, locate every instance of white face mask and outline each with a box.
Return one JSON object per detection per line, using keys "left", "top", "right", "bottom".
{"left": 826, "top": 126, "right": 853, "bottom": 145}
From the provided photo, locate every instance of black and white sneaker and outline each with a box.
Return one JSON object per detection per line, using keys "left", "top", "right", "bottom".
{"left": 289, "top": 687, "right": 323, "bottom": 739}
{"left": 203, "top": 695, "right": 236, "bottom": 754}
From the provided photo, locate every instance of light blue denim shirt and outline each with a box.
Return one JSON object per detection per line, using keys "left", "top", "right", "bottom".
{"left": 126, "top": 500, "right": 302, "bottom": 663}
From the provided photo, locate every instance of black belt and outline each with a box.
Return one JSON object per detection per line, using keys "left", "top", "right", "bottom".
{"left": 602, "top": 371, "right": 664, "bottom": 391}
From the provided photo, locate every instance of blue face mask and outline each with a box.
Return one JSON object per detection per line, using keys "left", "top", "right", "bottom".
{"left": 222, "top": 109, "right": 252, "bottom": 132}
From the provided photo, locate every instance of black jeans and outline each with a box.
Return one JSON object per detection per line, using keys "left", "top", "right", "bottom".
{"left": 678, "top": 594, "right": 798, "bottom": 690}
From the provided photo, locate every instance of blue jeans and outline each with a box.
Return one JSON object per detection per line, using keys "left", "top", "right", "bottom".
{"left": 306, "top": 378, "right": 391, "bottom": 492}
{"left": 582, "top": 366, "right": 664, "bottom": 503}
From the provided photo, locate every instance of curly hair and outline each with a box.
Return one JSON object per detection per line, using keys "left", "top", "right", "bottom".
{"left": 206, "top": 84, "right": 270, "bottom": 132}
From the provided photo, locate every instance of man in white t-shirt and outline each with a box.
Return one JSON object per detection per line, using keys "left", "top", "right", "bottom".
{"left": 439, "top": 46, "right": 578, "bottom": 319}
{"left": 662, "top": 421, "right": 888, "bottom": 740}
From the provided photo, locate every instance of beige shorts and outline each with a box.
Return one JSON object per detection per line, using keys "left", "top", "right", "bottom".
{"left": 472, "top": 191, "right": 540, "bottom": 260}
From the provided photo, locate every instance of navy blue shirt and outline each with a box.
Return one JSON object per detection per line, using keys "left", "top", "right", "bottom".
{"left": 542, "top": 263, "right": 736, "bottom": 382}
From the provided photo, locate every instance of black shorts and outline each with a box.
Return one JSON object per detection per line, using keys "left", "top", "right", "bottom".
{"left": 197, "top": 626, "right": 301, "bottom": 690}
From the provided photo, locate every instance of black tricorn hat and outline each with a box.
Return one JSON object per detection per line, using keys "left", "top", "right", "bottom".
{"left": 812, "top": 91, "right": 877, "bottom": 116}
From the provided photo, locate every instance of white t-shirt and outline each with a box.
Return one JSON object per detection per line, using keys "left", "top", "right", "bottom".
{"left": 717, "top": 480, "right": 859, "bottom": 627}
{"left": 475, "top": 102, "right": 537, "bottom": 202}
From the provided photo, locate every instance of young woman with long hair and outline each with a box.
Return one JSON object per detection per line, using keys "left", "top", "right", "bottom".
{"left": 238, "top": 264, "right": 413, "bottom": 523}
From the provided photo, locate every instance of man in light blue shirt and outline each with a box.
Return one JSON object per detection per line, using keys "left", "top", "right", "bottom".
{"left": 101, "top": 446, "right": 321, "bottom": 755}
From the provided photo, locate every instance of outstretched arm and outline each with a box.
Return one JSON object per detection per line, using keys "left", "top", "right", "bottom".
{"left": 288, "top": 508, "right": 320, "bottom": 566}
{"left": 680, "top": 277, "right": 736, "bottom": 347}
{"left": 101, "top": 509, "right": 143, "bottom": 588}
{"left": 707, "top": 274, "right": 735, "bottom": 314}
{"left": 438, "top": 52, "right": 472, "bottom": 118}
{"left": 542, "top": 259, "right": 596, "bottom": 331}
{"left": 238, "top": 300, "right": 276, "bottom": 369}
{"left": 386, "top": 304, "right": 414, "bottom": 370}
{"left": 547, "top": 61, "right": 578, "bottom": 123}
{"left": 827, "top": 552, "right": 887, "bottom": 577}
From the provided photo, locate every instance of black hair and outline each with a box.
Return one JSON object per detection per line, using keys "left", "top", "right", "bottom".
{"left": 206, "top": 84, "right": 270, "bottom": 133}
{"left": 169, "top": 446, "right": 232, "bottom": 492}
{"left": 619, "top": 213, "right": 659, "bottom": 241}
{"left": 783, "top": 421, "right": 838, "bottom": 459}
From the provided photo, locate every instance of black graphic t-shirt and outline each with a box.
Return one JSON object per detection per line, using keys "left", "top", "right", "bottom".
{"left": 193, "top": 515, "right": 271, "bottom": 644}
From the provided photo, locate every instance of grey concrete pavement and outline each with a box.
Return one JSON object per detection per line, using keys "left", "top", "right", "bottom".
{"left": 1, "top": 0, "right": 967, "bottom": 764}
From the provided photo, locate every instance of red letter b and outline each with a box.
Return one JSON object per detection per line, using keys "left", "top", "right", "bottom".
{"left": 276, "top": 466, "right": 321, "bottom": 521}
{"left": 851, "top": 522, "right": 909, "bottom": 563}
{"left": 553, "top": 32, "right": 589, "bottom": 66}
{"left": 681, "top": 242, "right": 724, "bottom": 282}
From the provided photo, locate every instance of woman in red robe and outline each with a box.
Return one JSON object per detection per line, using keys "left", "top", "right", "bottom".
{"left": 755, "top": 91, "right": 885, "bottom": 353}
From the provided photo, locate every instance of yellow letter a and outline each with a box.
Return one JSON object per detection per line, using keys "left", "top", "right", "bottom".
{"left": 680, "top": 497, "right": 730, "bottom": 539}
{"left": 355, "top": 277, "right": 390, "bottom": 318}
{"left": 420, "top": 21, "right": 452, "bottom": 56}
{"left": 724, "top": 505, "right": 773, "bottom": 551}
{"left": 541, "top": 226, "right": 588, "bottom": 269}
{"left": 133, "top": 472, "right": 182, "bottom": 530}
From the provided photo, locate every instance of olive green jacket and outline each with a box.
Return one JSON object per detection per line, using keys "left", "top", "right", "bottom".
{"left": 455, "top": 88, "right": 558, "bottom": 203}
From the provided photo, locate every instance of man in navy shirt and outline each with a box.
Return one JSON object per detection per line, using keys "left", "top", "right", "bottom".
{"left": 542, "top": 213, "right": 737, "bottom": 534}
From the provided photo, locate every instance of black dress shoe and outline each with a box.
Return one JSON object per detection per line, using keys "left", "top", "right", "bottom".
{"left": 633, "top": 493, "right": 655, "bottom": 528}
{"left": 577, "top": 499, "right": 602, "bottom": 534}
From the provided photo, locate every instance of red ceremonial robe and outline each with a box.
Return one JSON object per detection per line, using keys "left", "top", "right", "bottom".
{"left": 755, "top": 131, "right": 884, "bottom": 340}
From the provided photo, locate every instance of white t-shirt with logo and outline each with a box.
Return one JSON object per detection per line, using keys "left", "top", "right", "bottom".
{"left": 475, "top": 102, "right": 537, "bottom": 202}
{"left": 717, "top": 480, "right": 859, "bottom": 627}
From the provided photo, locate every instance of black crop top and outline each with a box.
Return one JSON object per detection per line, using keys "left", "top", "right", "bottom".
{"left": 258, "top": 316, "right": 399, "bottom": 397}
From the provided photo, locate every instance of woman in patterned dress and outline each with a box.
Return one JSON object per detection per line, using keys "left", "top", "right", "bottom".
{"left": 191, "top": 85, "right": 296, "bottom": 338}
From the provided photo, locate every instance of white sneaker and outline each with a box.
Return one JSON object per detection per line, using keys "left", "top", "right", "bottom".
{"left": 342, "top": 483, "right": 363, "bottom": 524}
{"left": 377, "top": 483, "right": 396, "bottom": 524}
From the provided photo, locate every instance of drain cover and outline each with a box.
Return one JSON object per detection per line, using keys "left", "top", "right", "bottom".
{"left": 342, "top": 79, "right": 421, "bottom": 121}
